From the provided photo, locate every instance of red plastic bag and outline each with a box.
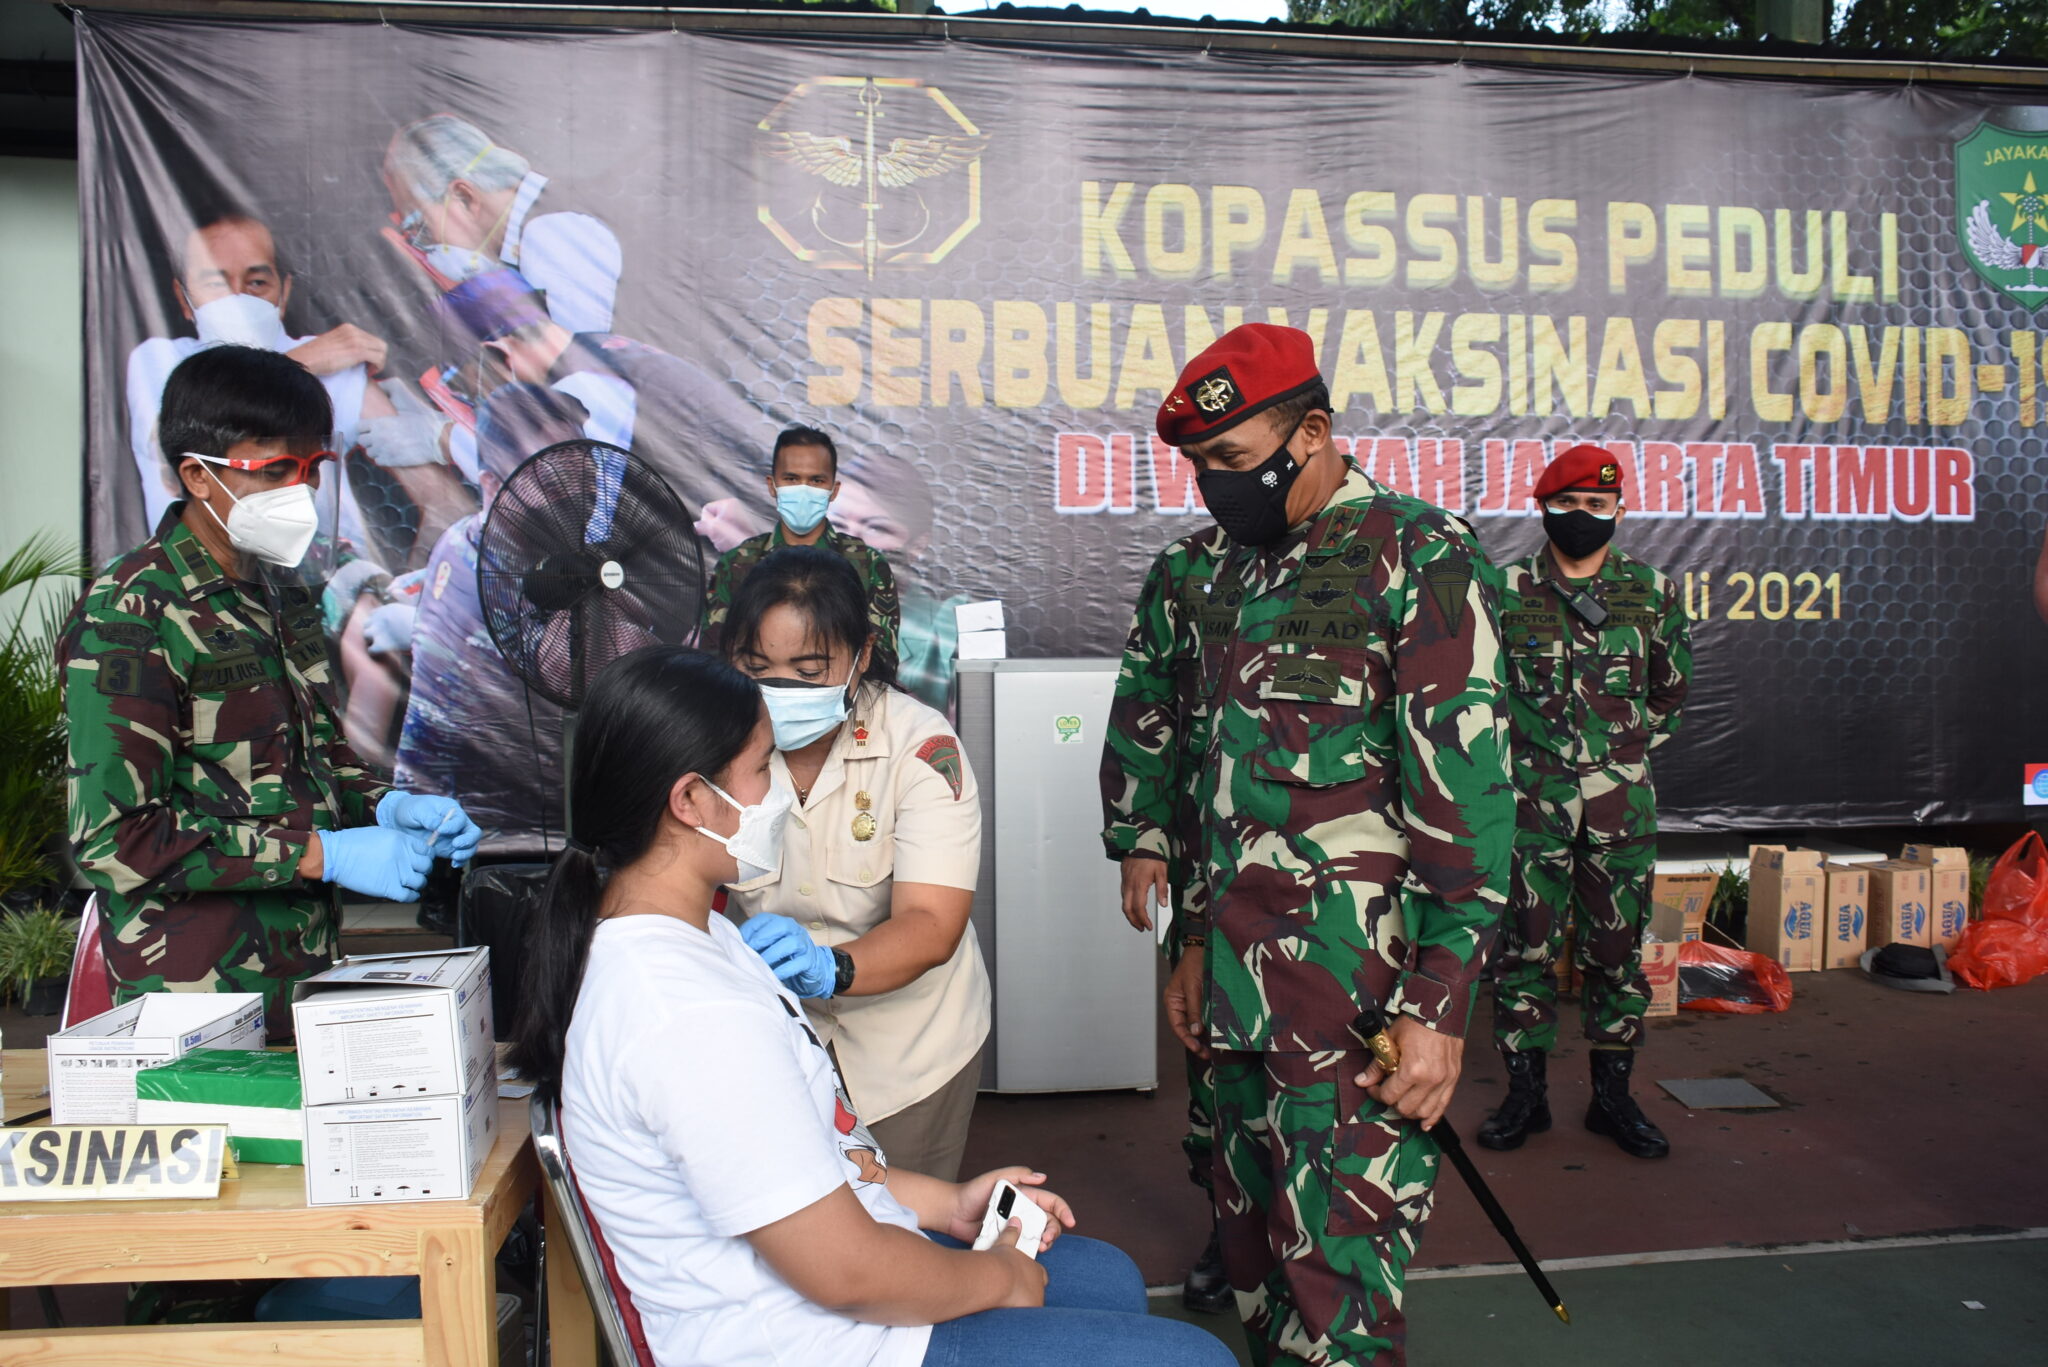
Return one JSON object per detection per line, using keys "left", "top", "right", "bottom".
{"left": 1950, "top": 833, "right": 2048, "bottom": 990}
{"left": 1677, "top": 940, "right": 1793, "bottom": 1014}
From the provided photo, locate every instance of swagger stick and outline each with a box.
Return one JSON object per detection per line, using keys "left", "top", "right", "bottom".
{"left": 1351, "top": 1007, "right": 1571, "bottom": 1325}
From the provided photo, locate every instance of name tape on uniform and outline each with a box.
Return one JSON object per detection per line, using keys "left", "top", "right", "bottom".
{"left": 0, "top": 1124, "right": 231, "bottom": 1201}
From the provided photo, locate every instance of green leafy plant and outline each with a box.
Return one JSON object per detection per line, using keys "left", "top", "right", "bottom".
{"left": 1707, "top": 863, "right": 1749, "bottom": 942}
{"left": 1969, "top": 852, "right": 1994, "bottom": 920}
{"left": 0, "top": 906, "right": 79, "bottom": 1004}
{"left": 0, "top": 532, "right": 91, "bottom": 907}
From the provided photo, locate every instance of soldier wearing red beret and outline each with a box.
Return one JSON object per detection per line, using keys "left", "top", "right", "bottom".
{"left": 1479, "top": 444, "right": 1694, "bottom": 1159}
{"left": 1154, "top": 323, "right": 1514, "bottom": 1365}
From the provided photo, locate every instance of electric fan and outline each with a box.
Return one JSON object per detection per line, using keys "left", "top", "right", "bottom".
{"left": 476, "top": 434, "right": 710, "bottom": 847}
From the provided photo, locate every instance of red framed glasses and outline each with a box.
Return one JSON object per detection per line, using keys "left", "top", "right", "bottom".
{"left": 182, "top": 449, "right": 337, "bottom": 485}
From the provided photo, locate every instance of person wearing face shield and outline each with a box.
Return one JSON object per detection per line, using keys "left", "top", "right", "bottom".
{"left": 59, "top": 345, "right": 482, "bottom": 1042}
{"left": 122, "top": 211, "right": 405, "bottom": 540}
{"left": 1478, "top": 445, "right": 1693, "bottom": 1161}
{"left": 701, "top": 427, "right": 901, "bottom": 669}
{"left": 718, "top": 548, "right": 989, "bottom": 1183}
{"left": 382, "top": 113, "right": 622, "bottom": 335}
{"left": 1156, "top": 323, "right": 1514, "bottom": 1367}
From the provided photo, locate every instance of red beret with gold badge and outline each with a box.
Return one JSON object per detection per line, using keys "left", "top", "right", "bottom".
{"left": 1532, "top": 444, "right": 1625, "bottom": 502}
{"left": 1156, "top": 323, "right": 1321, "bottom": 448}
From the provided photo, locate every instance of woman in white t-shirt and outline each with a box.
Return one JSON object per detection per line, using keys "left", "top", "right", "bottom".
{"left": 509, "top": 647, "right": 1234, "bottom": 1367}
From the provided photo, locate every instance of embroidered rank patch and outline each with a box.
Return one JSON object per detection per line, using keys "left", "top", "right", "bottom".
{"left": 914, "top": 735, "right": 965, "bottom": 800}
{"left": 1420, "top": 558, "right": 1475, "bottom": 632}
{"left": 96, "top": 652, "right": 142, "bottom": 697}
{"left": 97, "top": 622, "right": 155, "bottom": 650}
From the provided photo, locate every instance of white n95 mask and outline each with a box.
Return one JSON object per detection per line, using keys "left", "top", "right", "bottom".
{"left": 183, "top": 454, "right": 323, "bottom": 568}
{"left": 694, "top": 777, "right": 795, "bottom": 884}
{"left": 194, "top": 293, "right": 289, "bottom": 350}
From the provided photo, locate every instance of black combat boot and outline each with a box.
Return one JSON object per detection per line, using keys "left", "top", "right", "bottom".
{"left": 1584, "top": 1047, "right": 1671, "bottom": 1159}
{"left": 1477, "top": 1049, "right": 1552, "bottom": 1151}
{"left": 1182, "top": 1222, "right": 1233, "bottom": 1314}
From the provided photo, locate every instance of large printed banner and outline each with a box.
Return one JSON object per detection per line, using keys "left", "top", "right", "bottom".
{"left": 77, "top": 12, "right": 2048, "bottom": 837}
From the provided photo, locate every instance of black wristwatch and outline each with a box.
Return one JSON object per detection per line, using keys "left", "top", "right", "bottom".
{"left": 831, "top": 947, "right": 857, "bottom": 996}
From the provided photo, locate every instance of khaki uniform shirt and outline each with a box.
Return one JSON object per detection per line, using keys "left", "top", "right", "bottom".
{"left": 729, "top": 685, "right": 987, "bottom": 1122}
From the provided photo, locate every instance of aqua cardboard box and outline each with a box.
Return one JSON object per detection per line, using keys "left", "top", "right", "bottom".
{"left": 1748, "top": 846, "right": 1822, "bottom": 973}
{"left": 1642, "top": 900, "right": 1686, "bottom": 1018}
{"left": 1819, "top": 862, "right": 1870, "bottom": 970}
{"left": 1866, "top": 860, "right": 1933, "bottom": 950}
{"left": 1652, "top": 871, "right": 1717, "bottom": 942}
{"left": 1901, "top": 844, "right": 1970, "bottom": 953}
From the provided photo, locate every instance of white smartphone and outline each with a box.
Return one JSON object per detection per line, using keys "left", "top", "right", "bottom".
{"left": 970, "top": 1179, "right": 1050, "bottom": 1260}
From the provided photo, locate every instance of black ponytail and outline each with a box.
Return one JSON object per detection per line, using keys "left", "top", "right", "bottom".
{"left": 509, "top": 647, "right": 760, "bottom": 1100}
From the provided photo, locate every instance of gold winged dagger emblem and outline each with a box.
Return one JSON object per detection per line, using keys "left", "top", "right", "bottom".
{"left": 767, "top": 82, "right": 987, "bottom": 278}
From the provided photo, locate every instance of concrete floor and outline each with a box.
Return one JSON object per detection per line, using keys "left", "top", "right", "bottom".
{"left": 11, "top": 925, "right": 2047, "bottom": 1364}
{"left": 963, "top": 967, "right": 2048, "bottom": 1289}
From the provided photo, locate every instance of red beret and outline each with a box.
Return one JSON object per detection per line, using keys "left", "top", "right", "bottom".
{"left": 1533, "top": 444, "right": 1625, "bottom": 502}
{"left": 1156, "top": 323, "right": 1321, "bottom": 448}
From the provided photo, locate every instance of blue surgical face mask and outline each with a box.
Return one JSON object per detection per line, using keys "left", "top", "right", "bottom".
{"left": 760, "top": 671, "right": 854, "bottom": 751}
{"left": 776, "top": 484, "right": 832, "bottom": 536}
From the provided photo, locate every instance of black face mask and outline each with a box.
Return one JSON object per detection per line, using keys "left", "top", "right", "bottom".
{"left": 1196, "top": 414, "right": 1307, "bottom": 548}
{"left": 1543, "top": 508, "right": 1618, "bottom": 561}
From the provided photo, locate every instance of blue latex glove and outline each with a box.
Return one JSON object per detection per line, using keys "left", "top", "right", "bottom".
{"left": 321, "top": 825, "right": 435, "bottom": 902}
{"left": 740, "top": 913, "right": 837, "bottom": 999}
{"left": 377, "top": 790, "right": 482, "bottom": 866}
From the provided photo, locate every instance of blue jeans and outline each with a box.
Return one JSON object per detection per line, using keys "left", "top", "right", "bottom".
{"left": 920, "top": 1234, "right": 1237, "bottom": 1367}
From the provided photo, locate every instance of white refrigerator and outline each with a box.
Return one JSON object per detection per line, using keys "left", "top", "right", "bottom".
{"left": 957, "top": 658, "right": 1158, "bottom": 1093}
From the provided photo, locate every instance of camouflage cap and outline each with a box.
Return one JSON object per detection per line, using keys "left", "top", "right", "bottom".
{"left": 1156, "top": 323, "right": 1320, "bottom": 448}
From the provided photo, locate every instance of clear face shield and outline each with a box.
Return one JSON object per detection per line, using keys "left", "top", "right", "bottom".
{"left": 180, "top": 441, "right": 346, "bottom": 592}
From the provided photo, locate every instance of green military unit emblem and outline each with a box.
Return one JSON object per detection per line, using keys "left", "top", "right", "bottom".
{"left": 1956, "top": 121, "right": 2048, "bottom": 310}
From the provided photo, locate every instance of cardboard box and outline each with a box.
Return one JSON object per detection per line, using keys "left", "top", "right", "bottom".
{"left": 136, "top": 1048, "right": 305, "bottom": 1165}
{"left": 1819, "top": 863, "right": 1870, "bottom": 970}
{"left": 1747, "top": 846, "right": 1823, "bottom": 972}
{"left": 1866, "top": 860, "right": 1933, "bottom": 949}
{"left": 48, "top": 994, "right": 266, "bottom": 1125}
{"left": 955, "top": 628, "right": 1008, "bottom": 661}
{"left": 1901, "top": 844, "right": 1971, "bottom": 953}
{"left": 953, "top": 600, "right": 1006, "bottom": 634}
{"left": 1652, "top": 871, "right": 1717, "bottom": 942}
{"left": 303, "top": 1062, "right": 497, "bottom": 1206}
{"left": 292, "top": 948, "right": 494, "bottom": 1107}
{"left": 1641, "top": 900, "right": 1686, "bottom": 1018}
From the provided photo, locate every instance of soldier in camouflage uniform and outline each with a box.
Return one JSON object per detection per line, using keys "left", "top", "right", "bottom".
{"left": 1157, "top": 325, "right": 1513, "bottom": 1366}
{"left": 1479, "top": 445, "right": 1692, "bottom": 1161}
{"left": 702, "top": 426, "right": 901, "bottom": 674}
{"left": 1099, "top": 521, "right": 1234, "bottom": 1312}
{"left": 60, "top": 346, "right": 480, "bottom": 1045}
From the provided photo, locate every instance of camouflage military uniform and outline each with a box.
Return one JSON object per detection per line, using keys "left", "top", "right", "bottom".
{"left": 60, "top": 509, "right": 391, "bottom": 1040}
{"left": 702, "top": 523, "right": 901, "bottom": 672}
{"left": 1099, "top": 523, "right": 1232, "bottom": 1189}
{"left": 1490, "top": 546, "right": 1691, "bottom": 1053}
{"left": 1192, "top": 463, "right": 1513, "bottom": 1366}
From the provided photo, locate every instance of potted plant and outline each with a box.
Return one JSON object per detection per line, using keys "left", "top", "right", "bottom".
{"left": 0, "top": 905, "right": 79, "bottom": 1015}
{"left": 0, "top": 532, "right": 90, "bottom": 913}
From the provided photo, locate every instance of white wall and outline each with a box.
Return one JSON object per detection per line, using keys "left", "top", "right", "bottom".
{"left": 0, "top": 156, "right": 83, "bottom": 619}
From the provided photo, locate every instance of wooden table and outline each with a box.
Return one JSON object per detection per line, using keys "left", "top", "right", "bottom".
{"left": 0, "top": 1049, "right": 596, "bottom": 1367}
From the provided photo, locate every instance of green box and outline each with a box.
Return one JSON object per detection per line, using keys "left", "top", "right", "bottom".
{"left": 135, "top": 1048, "right": 304, "bottom": 1165}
